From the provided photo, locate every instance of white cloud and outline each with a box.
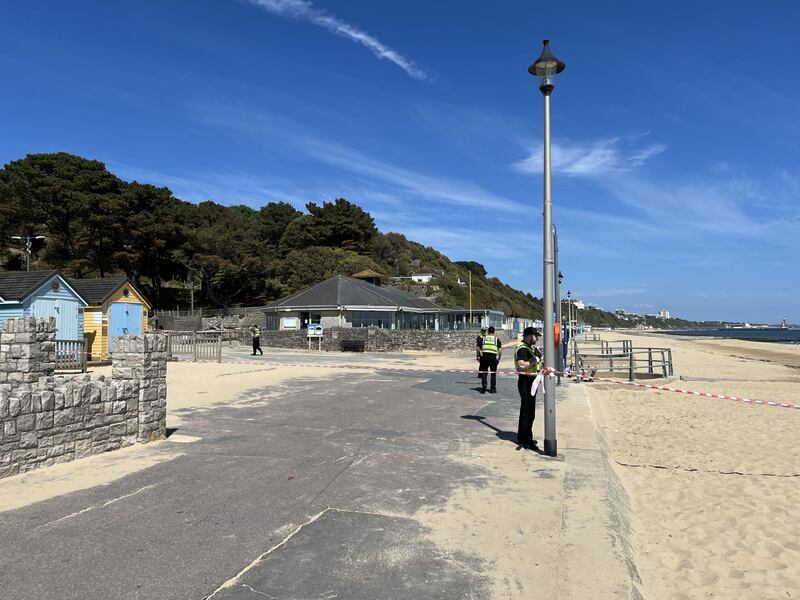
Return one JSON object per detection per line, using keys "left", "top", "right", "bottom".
{"left": 511, "top": 137, "right": 666, "bottom": 177}
{"left": 245, "top": 0, "right": 428, "bottom": 80}
{"left": 196, "top": 104, "right": 527, "bottom": 213}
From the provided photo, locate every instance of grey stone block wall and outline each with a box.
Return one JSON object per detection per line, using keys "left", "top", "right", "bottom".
{"left": 258, "top": 327, "right": 508, "bottom": 353}
{"left": 0, "top": 317, "right": 168, "bottom": 479}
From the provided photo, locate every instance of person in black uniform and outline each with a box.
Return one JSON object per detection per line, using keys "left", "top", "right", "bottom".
{"left": 478, "top": 326, "right": 502, "bottom": 394}
{"left": 475, "top": 327, "right": 487, "bottom": 378}
{"left": 515, "top": 327, "right": 543, "bottom": 449}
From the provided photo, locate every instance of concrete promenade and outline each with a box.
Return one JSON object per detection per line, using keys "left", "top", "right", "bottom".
{"left": 0, "top": 348, "right": 642, "bottom": 599}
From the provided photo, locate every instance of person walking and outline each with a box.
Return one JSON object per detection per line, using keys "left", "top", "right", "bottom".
{"left": 250, "top": 325, "right": 263, "bottom": 356}
{"left": 515, "top": 327, "right": 543, "bottom": 449}
{"left": 476, "top": 327, "right": 487, "bottom": 378}
{"left": 478, "top": 326, "right": 502, "bottom": 394}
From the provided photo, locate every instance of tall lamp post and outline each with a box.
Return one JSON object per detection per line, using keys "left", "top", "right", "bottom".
{"left": 10, "top": 234, "right": 46, "bottom": 271}
{"left": 529, "top": 39, "right": 565, "bottom": 457}
{"left": 567, "top": 289, "right": 573, "bottom": 369}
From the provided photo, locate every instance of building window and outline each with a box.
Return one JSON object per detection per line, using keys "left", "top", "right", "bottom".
{"left": 352, "top": 311, "right": 393, "bottom": 328}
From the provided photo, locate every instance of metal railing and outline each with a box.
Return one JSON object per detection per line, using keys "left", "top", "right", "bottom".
{"left": 165, "top": 331, "right": 223, "bottom": 362}
{"left": 573, "top": 342, "right": 673, "bottom": 381}
{"left": 55, "top": 339, "right": 87, "bottom": 372}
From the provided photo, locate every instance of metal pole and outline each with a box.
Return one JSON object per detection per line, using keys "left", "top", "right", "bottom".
{"left": 468, "top": 271, "right": 472, "bottom": 326}
{"left": 542, "top": 90, "right": 557, "bottom": 457}
{"left": 554, "top": 226, "right": 562, "bottom": 386}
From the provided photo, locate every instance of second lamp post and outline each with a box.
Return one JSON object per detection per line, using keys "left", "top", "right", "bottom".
{"left": 529, "top": 39, "right": 565, "bottom": 457}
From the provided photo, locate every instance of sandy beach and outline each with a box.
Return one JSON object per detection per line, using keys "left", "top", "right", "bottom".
{"left": 587, "top": 331, "right": 800, "bottom": 599}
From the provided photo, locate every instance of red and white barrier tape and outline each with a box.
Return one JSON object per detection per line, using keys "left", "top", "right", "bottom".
{"left": 176, "top": 357, "right": 800, "bottom": 410}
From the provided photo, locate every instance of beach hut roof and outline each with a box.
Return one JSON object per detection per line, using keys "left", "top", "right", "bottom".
{"left": 0, "top": 269, "right": 63, "bottom": 302}
{"left": 68, "top": 277, "right": 133, "bottom": 305}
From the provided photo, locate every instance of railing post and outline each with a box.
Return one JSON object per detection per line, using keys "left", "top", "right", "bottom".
{"left": 648, "top": 348, "right": 653, "bottom": 374}
{"left": 217, "top": 332, "right": 222, "bottom": 362}
{"left": 192, "top": 331, "right": 198, "bottom": 362}
{"left": 661, "top": 350, "right": 667, "bottom": 377}
{"left": 667, "top": 349, "right": 673, "bottom": 376}
{"left": 629, "top": 351, "right": 634, "bottom": 381}
{"left": 81, "top": 340, "right": 87, "bottom": 373}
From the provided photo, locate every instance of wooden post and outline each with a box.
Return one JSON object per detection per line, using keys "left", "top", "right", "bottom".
{"left": 217, "top": 332, "right": 222, "bottom": 363}
{"left": 661, "top": 350, "right": 667, "bottom": 377}
{"left": 648, "top": 348, "right": 653, "bottom": 374}
{"left": 667, "top": 349, "right": 673, "bottom": 375}
{"left": 81, "top": 340, "right": 88, "bottom": 373}
{"left": 192, "top": 331, "right": 198, "bottom": 362}
{"left": 628, "top": 351, "right": 634, "bottom": 382}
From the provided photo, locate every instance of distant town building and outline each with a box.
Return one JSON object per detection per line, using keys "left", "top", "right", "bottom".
{"left": 658, "top": 309, "right": 671, "bottom": 319}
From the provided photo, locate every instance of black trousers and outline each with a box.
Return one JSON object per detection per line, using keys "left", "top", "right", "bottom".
{"left": 517, "top": 376, "right": 536, "bottom": 446}
{"left": 252, "top": 337, "right": 263, "bottom": 355}
{"left": 479, "top": 355, "right": 498, "bottom": 391}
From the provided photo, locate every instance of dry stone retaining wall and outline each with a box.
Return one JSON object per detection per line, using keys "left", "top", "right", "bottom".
{"left": 259, "top": 327, "right": 509, "bottom": 353}
{"left": 0, "top": 317, "right": 167, "bottom": 479}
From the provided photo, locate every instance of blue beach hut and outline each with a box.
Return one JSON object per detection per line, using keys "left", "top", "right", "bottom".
{"left": 0, "top": 270, "right": 88, "bottom": 340}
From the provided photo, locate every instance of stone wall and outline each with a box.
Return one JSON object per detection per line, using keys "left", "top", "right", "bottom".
{"left": 201, "top": 312, "right": 266, "bottom": 331}
{"left": 0, "top": 317, "right": 167, "bottom": 479}
{"left": 258, "top": 327, "right": 509, "bottom": 353}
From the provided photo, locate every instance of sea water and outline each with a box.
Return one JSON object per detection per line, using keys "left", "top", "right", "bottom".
{"left": 667, "top": 328, "right": 800, "bottom": 344}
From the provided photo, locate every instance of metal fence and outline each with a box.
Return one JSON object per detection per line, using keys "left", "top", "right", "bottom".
{"left": 574, "top": 340, "right": 673, "bottom": 381}
{"left": 165, "top": 331, "right": 223, "bottom": 362}
{"left": 55, "top": 339, "right": 87, "bottom": 372}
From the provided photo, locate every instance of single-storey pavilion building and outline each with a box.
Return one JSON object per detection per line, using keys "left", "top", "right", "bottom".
{"left": 265, "top": 274, "right": 488, "bottom": 331}
{"left": 0, "top": 270, "right": 87, "bottom": 339}
{"left": 68, "top": 277, "right": 151, "bottom": 360}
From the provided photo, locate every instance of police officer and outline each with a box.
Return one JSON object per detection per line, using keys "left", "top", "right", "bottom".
{"left": 478, "top": 326, "right": 502, "bottom": 394}
{"left": 515, "top": 326, "right": 543, "bottom": 449}
{"left": 250, "top": 325, "right": 263, "bottom": 356}
{"left": 476, "top": 327, "right": 487, "bottom": 378}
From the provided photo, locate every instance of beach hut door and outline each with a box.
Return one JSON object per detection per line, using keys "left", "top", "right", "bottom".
{"left": 109, "top": 302, "right": 143, "bottom": 352}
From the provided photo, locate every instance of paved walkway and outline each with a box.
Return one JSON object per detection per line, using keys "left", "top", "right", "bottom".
{"left": 0, "top": 351, "right": 642, "bottom": 599}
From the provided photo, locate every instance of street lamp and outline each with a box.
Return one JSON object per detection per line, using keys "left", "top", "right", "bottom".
{"left": 10, "top": 234, "right": 46, "bottom": 271}
{"left": 529, "top": 39, "right": 565, "bottom": 457}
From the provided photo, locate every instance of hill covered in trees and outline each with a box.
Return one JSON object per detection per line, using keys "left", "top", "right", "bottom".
{"left": 0, "top": 152, "right": 697, "bottom": 328}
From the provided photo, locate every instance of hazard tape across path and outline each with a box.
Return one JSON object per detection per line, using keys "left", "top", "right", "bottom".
{"left": 177, "top": 357, "right": 800, "bottom": 411}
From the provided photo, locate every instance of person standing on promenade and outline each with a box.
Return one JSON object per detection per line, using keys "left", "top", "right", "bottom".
{"left": 476, "top": 327, "right": 487, "bottom": 378}
{"left": 250, "top": 324, "right": 263, "bottom": 356}
{"left": 515, "top": 327, "right": 543, "bottom": 449}
{"left": 479, "top": 326, "right": 502, "bottom": 393}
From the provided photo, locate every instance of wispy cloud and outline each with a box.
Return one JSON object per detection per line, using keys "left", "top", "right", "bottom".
{"left": 196, "top": 103, "right": 527, "bottom": 213}
{"left": 244, "top": 0, "right": 428, "bottom": 80}
{"left": 511, "top": 136, "right": 666, "bottom": 176}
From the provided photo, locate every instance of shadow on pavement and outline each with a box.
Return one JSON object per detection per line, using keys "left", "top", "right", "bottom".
{"left": 460, "top": 415, "right": 547, "bottom": 456}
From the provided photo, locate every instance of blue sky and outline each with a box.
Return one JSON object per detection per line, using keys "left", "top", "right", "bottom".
{"left": 1, "top": 1, "right": 799, "bottom": 322}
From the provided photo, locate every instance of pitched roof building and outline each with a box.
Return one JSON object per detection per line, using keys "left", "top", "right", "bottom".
{"left": 265, "top": 275, "right": 475, "bottom": 330}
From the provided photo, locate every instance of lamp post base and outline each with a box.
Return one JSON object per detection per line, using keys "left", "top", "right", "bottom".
{"left": 544, "top": 439, "right": 557, "bottom": 457}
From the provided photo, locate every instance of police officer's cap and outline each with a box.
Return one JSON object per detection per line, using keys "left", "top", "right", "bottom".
{"left": 523, "top": 326, "right": 540, "bottom": 337}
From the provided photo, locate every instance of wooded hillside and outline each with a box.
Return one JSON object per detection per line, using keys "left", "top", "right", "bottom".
{"left": 0, "top": 152, "right": 698, "bottom": 327}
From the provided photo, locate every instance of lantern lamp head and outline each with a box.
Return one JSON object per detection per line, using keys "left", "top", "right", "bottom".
{"left": 528, "top": 39, "right": 565, "bottom": 94}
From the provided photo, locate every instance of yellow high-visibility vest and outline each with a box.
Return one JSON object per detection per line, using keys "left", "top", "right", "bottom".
{"left": 514, "top": 341, "right": 542, "bottom": 375}
{"left": 481, "top": 335, "right": 499, "bottom": 354}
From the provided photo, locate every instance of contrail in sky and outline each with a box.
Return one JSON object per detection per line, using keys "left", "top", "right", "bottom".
{"left": 245, "top": 0, "right": 428, "bottom": 80}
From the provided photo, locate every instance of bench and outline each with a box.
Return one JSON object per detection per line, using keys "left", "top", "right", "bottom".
{"left": 341, "top": 340, "right": 366, "bottom": 352}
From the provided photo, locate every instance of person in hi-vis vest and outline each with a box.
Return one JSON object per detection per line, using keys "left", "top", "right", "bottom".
{"left": 478, "top": 326, "right": 502, "bottom": 394}
{"left": 515, "top": 326, "right": 543, "bottom": 449}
